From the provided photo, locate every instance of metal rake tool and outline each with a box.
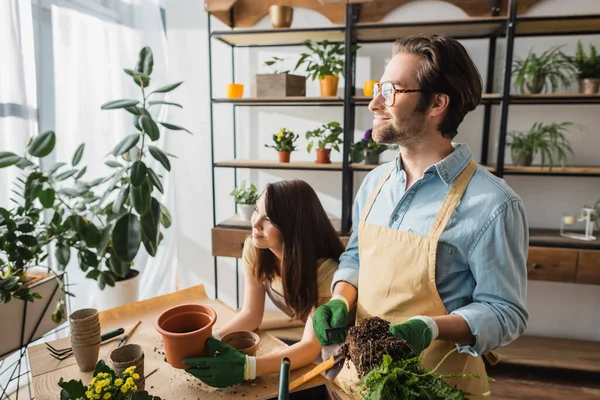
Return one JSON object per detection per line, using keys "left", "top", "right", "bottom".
{"left": 46, "top": 328, "right": 124, "bottom": 361}
{"left": 325, "top": 327, "right": 346, "bottom": 343}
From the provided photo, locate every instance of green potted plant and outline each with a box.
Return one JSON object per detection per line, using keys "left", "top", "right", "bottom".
{"left": 294, "top": 40, "right": 346, "bottom": 97}
{"left": 254, "top": 56, "right": 305, "bottom": 98}
{"left": 265, "top": 128, "right": 298, "bottom": 163}
{"left": 0, "top": 46, "right": 187, "bottom": 314}
{"left": 306, "top": 122, "right": 343, "bottom": 164}
{"left": 230, "top": 180, "right": 259, "bottom": 221}
{"left": 507, "top": 122, "right": 574, "bottom": 169}
{"left": 512, "top": 46, "right": 574, "bottom": 94}
{"left": 569, "top": 40, "right": 600, "bottom": 94}
{"left": 350, "top": 129, "right": 398, "bottom": 165}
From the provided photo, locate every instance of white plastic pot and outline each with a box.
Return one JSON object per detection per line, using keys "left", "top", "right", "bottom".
{"left": 95, "top": 270, "right": 140, "bottom": 311}
{"left": 238, "top": 204, "right": 255, "bottom": 221}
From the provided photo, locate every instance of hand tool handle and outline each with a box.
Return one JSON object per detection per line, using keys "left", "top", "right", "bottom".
{"left": 101, "top": 328, "right": 125, "bottom": 342}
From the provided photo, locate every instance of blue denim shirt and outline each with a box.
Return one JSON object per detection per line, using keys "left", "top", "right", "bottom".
{"left": 333, "top": 143, "right": 529, "bottom": 356}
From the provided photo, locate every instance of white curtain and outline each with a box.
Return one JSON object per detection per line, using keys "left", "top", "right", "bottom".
{"left": 50, "top": 0, "right": 178, "bottom": 311}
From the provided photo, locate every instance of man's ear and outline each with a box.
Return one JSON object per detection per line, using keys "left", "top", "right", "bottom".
{"left": 429, "top": 93, "right": 450, "bottom": 117}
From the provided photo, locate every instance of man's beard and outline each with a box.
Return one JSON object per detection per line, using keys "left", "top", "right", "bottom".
{"left": 372, "top": 113, "right": 427, "bottom": 148}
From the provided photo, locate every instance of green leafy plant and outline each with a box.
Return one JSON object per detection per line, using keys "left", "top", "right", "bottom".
{"left": 350, "top": 129, "right": 398, "bottom": 163}
{"left": 230, "top": 180, "right": 259, "bottom": 205}
{"left": 512, "top": 46, "right": 574, "bottom": 93}
{"left": 0, "top": 47, "right": 187, "bottom": 316}
{"left": 294, "top": 40, "right": 346, "bottom": 80}
{"left": 507, "top": 122, "right": 575, "bottom": 169}
{"left": 359, "top": 353, "right": 490, "bottom": 400}
{"left": 569, "top": 41, "right": 600, "bottom": 79}
{"left": 265, "top": 128, "right": 298, "bottom": 152}
{"left": 306, "top": 122, "right": 343, "bottom": 153}
{"left": 264, "top": 56, "right": 289, "bottom": 74}
{"left": 58, "top": 360, "right": 160, "bottom": 399}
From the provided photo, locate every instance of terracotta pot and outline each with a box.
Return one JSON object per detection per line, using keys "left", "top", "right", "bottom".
{"left": 110, "top": 344, "right": 145, "bottom": 390}
{"left": 155, "top": 304, "right": 217, "bottom": 369}
{"left": 221, "top": 330, "right": 261, "bottom": 356}
{"left": 278, "top": 151, "right": 291, "bottom": 163}
{"left": 364, "top": 150, "right": 380, "bottom": 165}
{"left": 269, "top": 5, "right": 293, "bottom": 29}
{"left": 511, "top": 149, "right": 533, "bottom": 166}
{"left": 318, "top": 75, "right": 339, "bottom": 97}
{"left": 315, "top": 148, "right": 331, "bottom": 164}
{"left": 72, "top": 343, "right": 100, "bottom": 372}
{"left": 578, "top": 78, "right": 600, "bottom": 94}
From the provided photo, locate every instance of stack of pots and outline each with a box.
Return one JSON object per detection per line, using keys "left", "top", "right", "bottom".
{"left": 110, "top": 344, "right": 145, "bottom": 390}
{"left": 69, "top": 308, "right": 101, "bottom": 372}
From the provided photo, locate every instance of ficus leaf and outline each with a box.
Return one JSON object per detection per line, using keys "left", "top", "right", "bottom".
{"left": 28, "top": 131, "right": 56, "bottom": 158}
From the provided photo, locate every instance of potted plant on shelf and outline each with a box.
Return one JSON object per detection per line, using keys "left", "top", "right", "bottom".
{"left": 265, "top": 128, "right": 298, "bottom": 163}
{"left": 569, "top": 40, "right": 600, "bottom": 94}
{"left": 0, "top": 46, "right": 187, "bottom": 314}
{"left": 350, "top": 129, "right": 398, "bottom": 165}
{"left": 512, "top": 46, "right": 574, "bottom": 94}
{"left": 506, "top": 121, "right": 575, "bottom": 169}
{"left": 254, "top": 56, "right": 305, "bottom": 98}
{"left": 306, "top": 122, "right": 343, "bottom": 164}
{"left": 294, "top": 40, "right": 346, "bottom": 97}
{"left": 230, "top": 180, "right": 259, "bottom": 221}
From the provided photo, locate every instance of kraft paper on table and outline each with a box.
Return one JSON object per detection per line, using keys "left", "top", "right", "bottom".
{"left": 28, "top": 284, "right": 348, "bottom": 400}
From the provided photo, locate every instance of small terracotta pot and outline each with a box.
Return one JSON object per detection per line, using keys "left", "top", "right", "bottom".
{"left": 278, "top": 151, "right": 291, "bottom": 163}
{"left": 155, "top": 304, "right": 217, "bottom": 369}
{"left": 221, "top": 331, "right": 261, "bottom": 356}
{"left": 110, "top": 344, "right": 145, "bottom": 390}
{"left": 318, "top": 75, "right": 339, "bottom": 97}
{"left": 269, "top": 5, "right": 293, "bottom": 29}
{"left": 72, "top": 343, "right": 100, "bottom": 372}
{"left": 315, "top": 148, "right": 331, "bottom": 164}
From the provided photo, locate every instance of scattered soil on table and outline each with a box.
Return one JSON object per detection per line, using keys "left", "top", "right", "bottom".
{"left": 340, "top": 316, "right": 413, "bottom": 377}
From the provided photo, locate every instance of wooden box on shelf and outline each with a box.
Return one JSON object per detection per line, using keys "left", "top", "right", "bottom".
{"left": 253, "top": 73, "right": 306, "bottom": 97}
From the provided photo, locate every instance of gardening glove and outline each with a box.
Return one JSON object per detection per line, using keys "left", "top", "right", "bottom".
{"left": 183, "top": 337, "right": 256, "bottom": 388}
{"left": 389, "top": 316, "right": 439, "bottom": 357}
{"left": 312, "top": 295, "right": 349, "bottom": 346}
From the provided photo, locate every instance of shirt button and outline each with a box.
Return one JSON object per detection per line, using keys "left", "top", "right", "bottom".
{"left": 392, "top": 214, "right": 399, "bottom": 221}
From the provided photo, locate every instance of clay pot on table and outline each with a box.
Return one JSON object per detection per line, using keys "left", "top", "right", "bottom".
{"left": 155, "top": 304, "right": 217, "bottom": 369}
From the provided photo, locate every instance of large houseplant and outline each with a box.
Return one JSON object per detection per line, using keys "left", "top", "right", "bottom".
{"left": 294, "top": 40, "right": 346, "bottom": 97}
{"left": 569, "top": 40, "right": 600, "bottom": 94}
{"left": 306, "top": 122, "right": 343, "bottom": 164}
{"left": 0, "top": 46, "right": 187, "bottom": 315}
{"left": 506, "top": 122, "right": 574, "bottom": 169}
{"left": 512, "top": 46, "right": 574, "bottom": 94}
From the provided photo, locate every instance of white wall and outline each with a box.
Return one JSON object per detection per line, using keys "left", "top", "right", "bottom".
{"left": 167, "top": 0, "right": 600, "bottom": 341}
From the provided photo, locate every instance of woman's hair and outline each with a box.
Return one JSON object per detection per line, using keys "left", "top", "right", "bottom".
{"left": 253, "top": 179, "right": 345, "bottom": 321}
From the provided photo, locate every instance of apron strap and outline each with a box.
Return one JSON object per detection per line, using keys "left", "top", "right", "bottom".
{"left": 361, "top": 164, "right": 396, "bottom": 222}
{"left": 428, "top": 160, "right": 477, "bottom": 241}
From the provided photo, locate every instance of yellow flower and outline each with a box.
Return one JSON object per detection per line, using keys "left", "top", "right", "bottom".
{"left": 86, "top": 390, "right": 94, "bottom": 399}
{"left": 132, "top": 373, "right": 140, "bottom": 380}
{"left": 94, "top": 395, "right": 100, "bottom": 400}
{"left": 95, "top": 385, "right": 102, "bottom": 394}
{"left": 132, "top": 384, "right": 138, "bottom": 392}
{"left": 124, "top": 366, "right": 136, "bottom": 374}
{"left": 115, "top": 379, "right": 123, "bottom": 387}
{"left": 90, "top": 378, "right": 97, "bottom": 385}
{"left": 103, "top": 393, "right": 111, "bottom": 400}
{"left": 121, "top": 383, "right": 129, "bottom": 394}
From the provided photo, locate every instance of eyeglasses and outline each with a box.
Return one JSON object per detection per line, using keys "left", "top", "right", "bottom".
{"left": 373, "top": 81, "right": 424, "bottom": 107}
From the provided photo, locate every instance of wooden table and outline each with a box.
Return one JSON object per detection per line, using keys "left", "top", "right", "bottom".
{"left": 28, "top": 285, "right": 349, "bottom": 400}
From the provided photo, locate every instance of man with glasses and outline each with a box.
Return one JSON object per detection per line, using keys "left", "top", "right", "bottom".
{"left": 312, "top": 35, "right": 529, "bottom": 396}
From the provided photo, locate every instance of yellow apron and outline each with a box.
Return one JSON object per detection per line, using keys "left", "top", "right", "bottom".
{"left": 335, "top": 160, "right": 490, "bottom": 399}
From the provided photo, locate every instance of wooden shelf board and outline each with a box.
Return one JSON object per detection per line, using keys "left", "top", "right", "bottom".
{"left": 215, "top": 159, "right": 343, "bottom": 170}
{"left": 355, "top": 17, "right": 506, "bottom": 41}
{"left": 503, "top": 165, "right": 600, "bottom": 176}
{"left": 510, "top": 93, "right": 600, "bottom": 104}
{"left": 212, "top": 97, "right": 343, "bottom": 106}
{"left": 217, "top": 214, "right": 343, "bottom": 232}
{"left": 529, "top": 228, "right": 600, "bottom": 250}
{"left": 351, "top": 163, "right": 497, "bottom": 173}
{"left": 515, "top": 14, "right": 600, "bottom": 36}
{"left": 212, "top": 27, "right": 345, "bottom": 46}
{"left": 496, "top": 335, "right": 600, "bottom": 374}
{"left": 353, "top": 93, "right": 502, "bottom": 105}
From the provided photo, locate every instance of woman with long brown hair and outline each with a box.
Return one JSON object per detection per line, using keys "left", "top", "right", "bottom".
{"left": 183, "top": 179, "right": 347, "bottom": 388}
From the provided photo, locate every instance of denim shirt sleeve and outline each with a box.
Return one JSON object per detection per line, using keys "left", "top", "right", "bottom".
{"left": 451, "top": 198, "right": 529, "bottom": 356}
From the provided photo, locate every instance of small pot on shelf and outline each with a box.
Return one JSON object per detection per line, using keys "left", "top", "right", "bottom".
{"left": 521, "top": 75, "right": 544, "bottom": 94}
{"left": 269, "top": 5, "right": 293, "bottom": 29}
{"left": 578, "top": 78, "right": 600, "bottom": 94}
{"left": 238, "top": 204, "right": 255, "bottom": 221}
{"left": 511, "top": 149, "right": 533, "bottom": 166}
{"left": 364, "top": 150, "right": 380, "bottom": 165}
{"left": 318, "top": 75, "right": 339, "bottom": 97}
{"left": 315, "top": 148, "right": 331, "bottom": 164}
{"left": 278, "top": 151, "right": 291, "bottom": 163}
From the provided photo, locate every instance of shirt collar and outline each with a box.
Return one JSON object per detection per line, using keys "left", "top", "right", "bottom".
{"left": 395, "top": 143, "right": 473, "bottom": 186}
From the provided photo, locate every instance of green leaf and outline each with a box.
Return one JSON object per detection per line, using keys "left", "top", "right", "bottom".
{"left": 72, "top": 144, "right": 85, "bottom": 166}
{"left": 112, "top": 214, "right": 142, "bottom": 262}
{"left": 158, "top": 121, "right": 192, "bottom": 135}
{"left": 105, "top": 160, "right": 123, "bottom": 168}
{"left": 159, "top": 203, "right": 172, "bottom": 228}
{"left": 0, "top": 152, "right": 21, "bottom": 168}
{"left": 39, "top": 188, "right": 56, "bottom": 208}
{"left": 48, "top": 162, "right": 66, "bottom": 174}
{"left": 82, "top": 221, "right": 101, "bottom": 248}
{"left": 148, "top": 100, "right": 182, "bottom": 108}
{"left": 148, "top": 146, "right": 171, "bottom": 171}
{"left": 17, "top": 223, "right": 35, "bottom": 233}
{"left": 55, "top": 169, "right": 78, "bottom": 181}
{"left": 136, "top": 46, "right": 154, "bottom": 76}
{"left": 133, "top": 73, "right": 150, "bottom": 88}
{"left": 130, "top": 161, "right": 147, "bottom": 187}
{"left": 55, "top": 243, "right": 71, "bottom": 268}
{"left": 97, "top": 273, "right": 106, "bottom": 290}
{"left": 104, "top": 270, "right": 116, "bottom": 287}
{"left": 100, "top": 99, "right": 139, "bottom": 110}
{"left": 131, "top": 179, "right": 152, "bottom": 215}
{"left": 28, "top": 131, "right": 56, "bottom": 158}
{"left": 114, "top": 185, "right": 130, "bottom": 213}
{"left": 16, "top": 158, "right": 34, "bottom": 169}
{"left": 141, "top": 198, "right": 160, "bottom": 246}
{"left": 78, "top": 249, "right": 99, "bottom": 271}
{"left": 75, "top": 166, "right": 87, "bottom": 180}
{"left": 18, "top": 247, "right": 34, "bottom": 259}
{"left": 140, "top": 115, "right": 160, "bottom": 141}
{"left": 97, "top": 224, "right": 113, "bottom": 256}
{"left": 112, "top": 134, "right": 140, "bottom": 156}
{"left": 109, "top": 254, "right": 131, "bottom": 278}
{"left": 86, "top": 269, "right": 100, "bottom": 280}
{"left": 147, "top": 168, "right": 163, "bottom": 193}
{"left": 58, "top": 378, "right": 86, "bottom": 400}
{"left": 18, "top": 235, "right": 38, "bottom": 246}
{"left": 149, "top": 82, "right": 183, "bottom": 95}
{"left": 142, "top": 232, "right": 157, "bottom": 257}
